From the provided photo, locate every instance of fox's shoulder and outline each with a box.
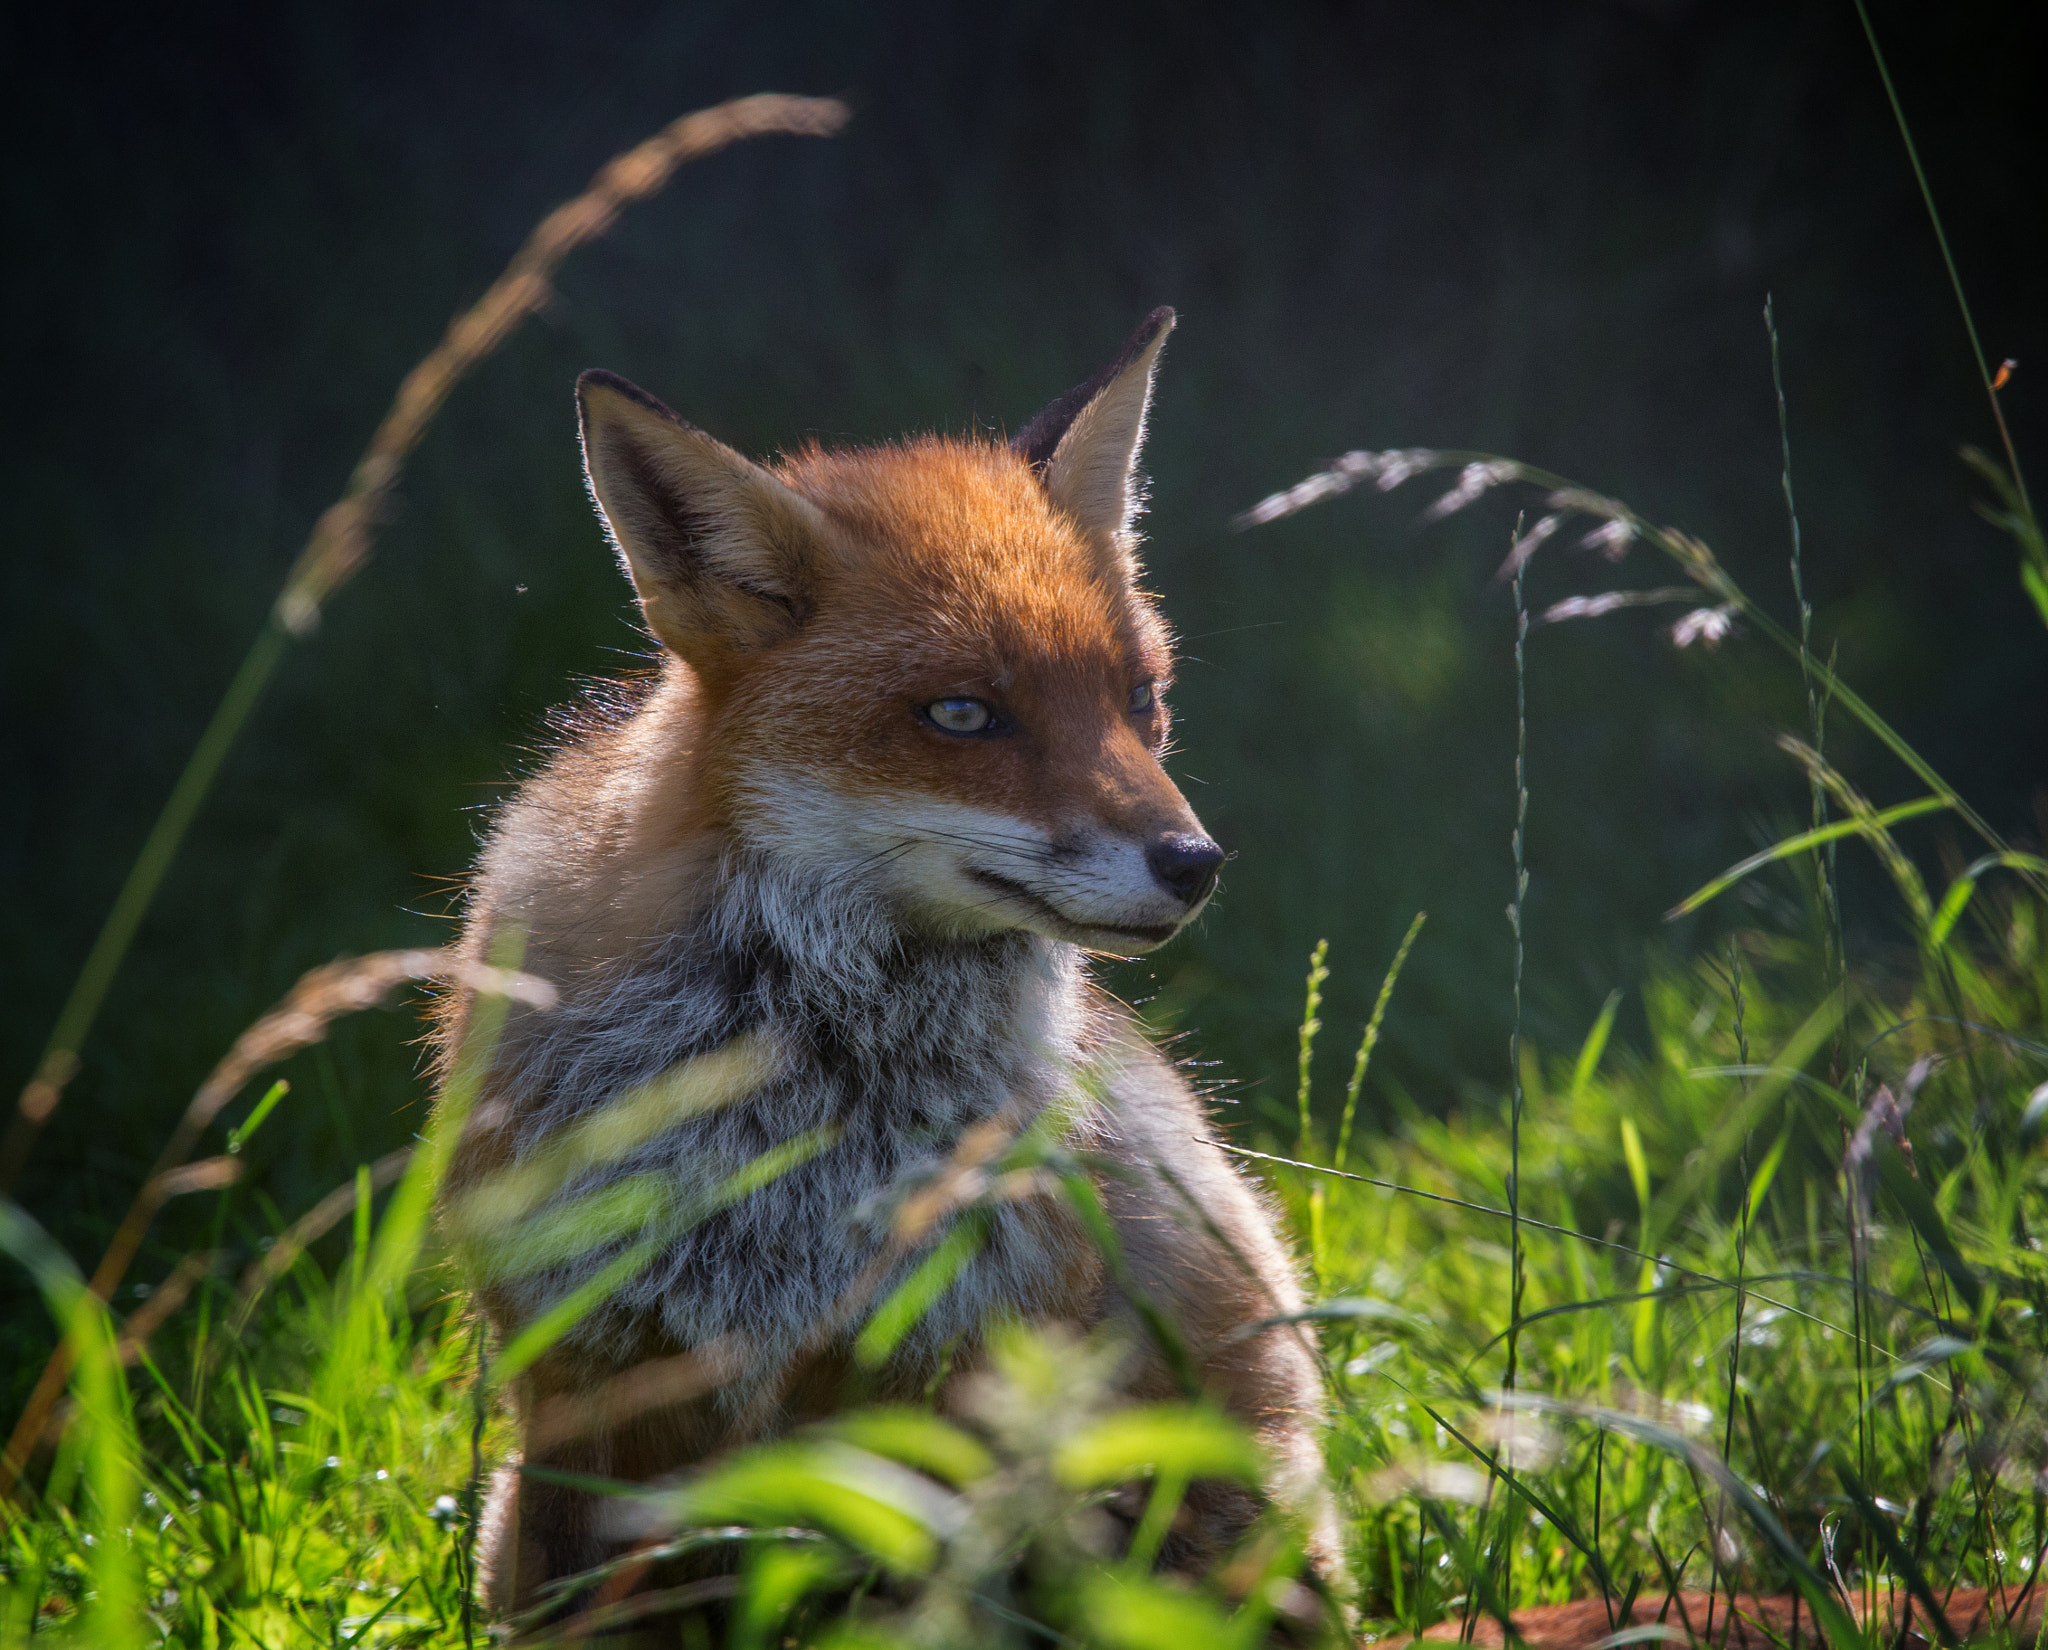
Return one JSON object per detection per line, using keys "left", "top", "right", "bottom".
{"left": 461, "top": 663, "right": 723, "bottom": 986}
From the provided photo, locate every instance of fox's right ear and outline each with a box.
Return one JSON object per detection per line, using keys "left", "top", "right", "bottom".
{"left": 577, "top": 370, "right": 831, "bottom": 673}
{"left": 1012, "top": 306, "right": 1175, "bottom": 575}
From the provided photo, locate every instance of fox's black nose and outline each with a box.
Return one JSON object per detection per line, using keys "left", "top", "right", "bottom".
{"left": 1146, "top": 833, "right": 1226, "bottom": 906}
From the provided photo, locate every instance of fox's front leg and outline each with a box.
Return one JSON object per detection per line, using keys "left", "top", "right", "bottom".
{"left": 482, "top": 1360, "right": 615, "bottom": 1618}
{"left": 1089, "top": 1100, "right": 1338, "bottom": 1580}
{"left": 485, "top": 1348, "right": 722, "bottom": 1619}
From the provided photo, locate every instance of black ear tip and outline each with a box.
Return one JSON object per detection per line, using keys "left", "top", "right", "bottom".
{"left": 576, "top": 368, "right": 686, "bottom": 427}
{"left": 1116, "top": 306, "right": 1175, "bottom": 370}
{"left": 1010, "top": 308, "right": 1179, "bottom": 469}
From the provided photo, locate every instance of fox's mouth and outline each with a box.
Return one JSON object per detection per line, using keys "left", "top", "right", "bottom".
{"left": 966, "top": 867, "right": 1184, "bottom": 948}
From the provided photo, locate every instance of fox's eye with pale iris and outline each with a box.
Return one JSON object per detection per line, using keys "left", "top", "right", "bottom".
{"left": 925, "top": 697, "right": 993, "bottom": 734}
{"left": 1129, "top": 682, "right": 1156, "bottom": 713}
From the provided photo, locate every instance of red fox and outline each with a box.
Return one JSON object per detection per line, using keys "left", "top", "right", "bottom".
{"left": 431, "top": 308, "right": 1335, "bottom": 1614}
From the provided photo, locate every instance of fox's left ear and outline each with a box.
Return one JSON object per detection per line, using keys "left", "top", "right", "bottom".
{"left": 1012, "top": 306, "right": 1175, "bottom": 567}
{"left": 577, "top": 369, "right": 832, "bottom": 679}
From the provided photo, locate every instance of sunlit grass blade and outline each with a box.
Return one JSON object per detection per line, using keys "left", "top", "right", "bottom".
{"left": 1076, "top": 1569, "right": 1244, "bottom": 1650}
{"left": 1337, "top": 912, "right": 1427, "bottom": 1175}
{"left": 856, "top": 1213, "right": 988, "bottom": 1369}
{"left": 491, "top": 1236, "right": 667, "bottom": 1384}
{"left": 1570, "top": 989, "right": 1622, "bottom": 1107}
{"left": 1929, "top": 851, "right": 2048, "bottom": 950}
{"left": 442, "top": 1032, "right": 780, "bottom": 1240}
{"left": 816, "top": 1410, "right": 996, "bottom": 1488}
{"left": 1052, "top": 1406, "right": 1266, "bottom": 1490}
{"left": 1665, "top": 796, "right": 1948, "bottom": 920}
{"left": 1227, "top": 1296, "right": 1426, "bottom": 1342}
{"left": 733, "top": 1543, "right": 847, "bottom": 1650}
{"left": 0, "top": 1202, "right": 143, "bottom": 1649}
{"left": 366, "top": 949, "right": 520, "bottom": 1300}
{"left": 224, "top": 1077, "right": 290, "bottom": 1155}
{"left": 642, "top": 1441, "right": 961, "bottom": 1577}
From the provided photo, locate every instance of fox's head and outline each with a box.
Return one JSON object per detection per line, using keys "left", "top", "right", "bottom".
{"left": 575, "top": 307, "right": 1222, "bottom": 954}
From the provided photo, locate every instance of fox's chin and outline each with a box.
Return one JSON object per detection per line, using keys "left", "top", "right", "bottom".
{"left": 959, "top": 868, "right": 1195, "bottom": 954}
{"left": 1061, "top": 922, "right": 1184, "bottom": 956}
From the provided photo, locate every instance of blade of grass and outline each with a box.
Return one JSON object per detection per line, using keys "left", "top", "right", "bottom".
{"left": 857, "top": 1214, "right": 989, "bottom": 1370}
{"left": 1929, "top": 852, "right": 2048, "bottom": 950}
{"left": 0, "top": 1202, "right": 143, "bottom": 1647}
{"left": 1220, "top": 1143, "right": 1890, "bottom": 1347}
{"left": 1571, "top": 989, "right": 1622, "bottom": 1109}
{"left": 1666, "top": 798, "right": 1948, "bottom": 920}
{"left": 1766, "top": 295, "right": 1848, "bottom": 1070}
{"left": 1336, "top": 911, "right": 1427, "bottom": 1175}
{"left": 224, "top": 1077, "right": 291, "bottom": 1156}
{"left": 1296, "top": 938, "right": 1330, "bottom": 1156}
{"left": 491, "top": 1237, "right": 669, "bottom": 1385}
{"left": 1851, "top": 0, "right": 2036, "bottom": 535}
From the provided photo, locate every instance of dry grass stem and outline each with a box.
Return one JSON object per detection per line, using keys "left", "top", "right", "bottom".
{"left": 5, "top": 92, "right": 848, "bottom": 1196}
{"left": 113, "top": 1250, "right": 219, "bottom": 1368}
{"left": 1537, "top": 588, "right": 1698, "bottom": 625}
{"left": 447, "top": 1034, "right": 779, "bottom": 1243}
{"left": 1, "top": 949, "right": 551, "bottom": 1500}
{"left": 524, "top": 1340, "right": 749, "bottom": 1455}
{"left": 274, "top": 92, "right": 849, "bottom": 636}
{"left": 235, "top": 1145, "right": 415, "bottom": 1310}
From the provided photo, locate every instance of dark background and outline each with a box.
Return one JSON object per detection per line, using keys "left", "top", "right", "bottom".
{"left": 3, "top": 0, "right": 2043, "bottom": 1382}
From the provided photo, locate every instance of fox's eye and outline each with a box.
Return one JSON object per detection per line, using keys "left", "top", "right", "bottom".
{"left": 925, "top": 698, "right": 993, "bottom": 735}
{"left": 1128, "top": 682, "right": 1155, "bottom": 714}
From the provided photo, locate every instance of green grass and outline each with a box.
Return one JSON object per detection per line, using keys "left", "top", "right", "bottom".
{"left": 3, "top": 431, "right": 2044, "bottom": 1644}
{"left": 7, "top": 23, "right": 2048, "bottom": 1644}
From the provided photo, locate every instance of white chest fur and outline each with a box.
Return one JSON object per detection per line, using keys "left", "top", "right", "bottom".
{"left": 461, "top": 859, "right": 1107, "bottom": 1385}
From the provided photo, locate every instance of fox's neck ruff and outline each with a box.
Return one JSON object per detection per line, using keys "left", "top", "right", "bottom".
{"left": 473, "top": 850, "right": 1105, "bottom": 1376}
{"left": 502, "top": 851, "right": 1092, "bottom": 1141}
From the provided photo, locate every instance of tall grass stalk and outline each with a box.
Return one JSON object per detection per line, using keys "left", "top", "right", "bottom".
{"left": 0, "top": 93, "right": 850, "bottom": 1201}
{"left": 1851, "top": 1, "right": 2036, "bottom": 526}
{"left": 1766, "top": 296, "right": 1845, "bottom": 1071}
{"left": 1334, "top": 912, "right": 1426, "bottom": 1177}
{"left": 1479, "top": 519, "right": 1535, "bottom": 1635}
{"left": 1296, "top": 938, "right": 1330, "bottom": 1157}
{"left": 0, "top": 1203, "right": 142, "bottom": 1649}
{"left": 1299, "top": 938, "right": 1331, "bottom": 1280}
{"left": 1767, "top": 299, "right": 1873, "bottom": 1608}
{"left": 1852, "top": 0, "right": 2046, "bottom": 628}
{"left": 1506, "top": 522, "right": 1529, "bottom": 1404}
{"left": 1707, "top": 938, "right": 1753, "bottom": 1640}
